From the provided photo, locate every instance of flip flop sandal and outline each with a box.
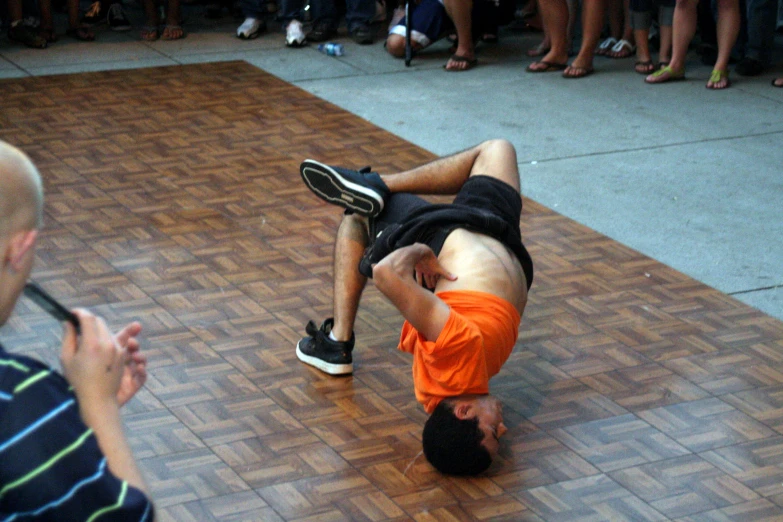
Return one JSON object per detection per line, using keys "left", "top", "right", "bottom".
{"left": 645, "top": 65, "right": 684, "bottom": 84}
{"left": 526, "top": 60, "right": 567, "bottom": 73}
{"left": 634, "top": 60, "right": 654, "bottom": 74}
{"left": 772, "top": 78, "right": 783, "bottom": 88}
{"left": 706, "top": 69, "right": 730, "bottom": 89}
{"left": 443, "top": 54, "right": 478, "bottom": 71}
{"left": 596, "top": 37, "right": 617, "bottom": 56}
{"left": 608, "top": 39, "right": 635, "bottom": 59}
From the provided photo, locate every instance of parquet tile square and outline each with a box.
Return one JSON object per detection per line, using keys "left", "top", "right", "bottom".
{"left": 516, "top": 474, "right": 667, "bottom": 521}
{"left": 551, "top": 413, "right": 690, "bottom": 472}
{"left": 723, "top": 384, "right": 783, "bottom": 434}
{"left": 3, "top": 61, "right": 783, "bottom": 520}
{"left": 610, "top": 454, "right": 760, "bottom": 518}
{"left": 637, "top": 397, "right": 775, "bottom": 452}
{"left": 673, "top": 498, "right": 783, "bottom": 522}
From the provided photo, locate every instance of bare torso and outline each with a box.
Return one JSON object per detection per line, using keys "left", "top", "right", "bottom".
{"left": 434, "top": 228, "right": 528, "bottom": 315}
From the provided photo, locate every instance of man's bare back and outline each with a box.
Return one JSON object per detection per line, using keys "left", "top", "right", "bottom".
{"left": 435, "top": 229, "right": 528, "bottom": 316}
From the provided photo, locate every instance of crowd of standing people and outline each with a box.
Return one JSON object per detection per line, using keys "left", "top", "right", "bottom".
{"left": 0, "top": 0, "right": 781, "bottom": 81}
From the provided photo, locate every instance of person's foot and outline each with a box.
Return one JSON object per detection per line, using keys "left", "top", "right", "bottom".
{"left": 526, "top": 60, "right": 566, "bottom": 72}
{"left": 8, "top": 21, "right": 48, "bottom": 48}
{"left": 296, "top": 319, "right": 354, "bottom": 375}
{"left": 351, "top": 22, "right": 374, "bottom": 45}
{"left": 307, "top": 20, "right": 336, "bottom": 42}
{"left": 595, "top": 37, "right": 617, "bottom": 56}
{"left": 286, "top": 19, "right": 306, "bottom": 46}
{"left": 236, "top": 17, "right": 265, "bottom": 39}
{"left": 645, "top": 65, "right": 684, "bottom": 84}
{"left": 706, "top": 69, "right": 730, "bottom": 89}
{"left": 140, "top": 25, "right": 159, "bottom": 41}
{"left": 81, "top": 1, "right": 104, "bottom": 26}
{"left": 161, "top": 24, "right": 185, "bottom": 40}
{"left": 735, "top": 56, "right": 764, "bottom": 76}
{"left": 634, "top": 60, "right": 654, "bottom": 74}
{"left": 607, "top": 39, "right": 635, "bottom": 59}
{"left": 107, "top": 3, "right": 131, "bottom": 31}
{"left": 67, "top": 25, "right": 96, "bottom": 41}
{"left": 563, "top": 64, "right": 594, "bottom": 78}
{"left": 300, "top": 159, "right": 390, "bottom": 217}
{"left": 444, "top": 54, "right": 477, "bottom": 71}
{"left": 772, "top": 78, "right": 783, "bottom": 88}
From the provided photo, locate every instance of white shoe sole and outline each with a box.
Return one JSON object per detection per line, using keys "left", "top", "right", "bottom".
{"left": 296, "top": 340, "right": 353, "bottom": 375}
{"left": 300, "top": 159, "right": 383, "bottom": 217}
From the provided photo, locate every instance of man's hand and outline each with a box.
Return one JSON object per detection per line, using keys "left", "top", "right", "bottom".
{"left": 412, "top": 244, "right": 458, "bottom": 289}
{"left": 114, "top": 322, "right": 147, "bottom": 407}
{"left": 60, "top": 312, "right": 146, "bottom": 424}
{"left": 60, "top": 312, "right": 153, "bottom": 498}
{"left": 372, "top": 243, "right": 455, "bottom": 341}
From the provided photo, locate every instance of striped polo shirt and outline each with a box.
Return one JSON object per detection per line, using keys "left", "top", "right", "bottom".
{"left": 0, "top": 343, "right": 153, "bottom": 521}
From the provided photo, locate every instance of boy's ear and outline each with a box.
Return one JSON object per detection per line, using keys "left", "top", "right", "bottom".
{"left": 453, "top": 402, "right": 472, "bottom": 420}
{"left": 7, "top": 229, "right": 38, "bottom": 270}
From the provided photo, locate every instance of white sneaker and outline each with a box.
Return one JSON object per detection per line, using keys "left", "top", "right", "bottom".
{"left": 237, "top": 17, "right": 265, "bottom": 39}
{"left": 285, "top": 19, "right": 306, "bottom": 47}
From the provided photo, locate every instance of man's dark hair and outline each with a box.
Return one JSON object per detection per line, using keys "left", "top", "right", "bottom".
{"left": 422, "top": 400, "right": 491, "bottom": 475}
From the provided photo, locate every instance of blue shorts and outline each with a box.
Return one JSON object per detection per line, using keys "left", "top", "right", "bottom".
{"left": 389, "top": 0, "right": 452, "bottom": 48}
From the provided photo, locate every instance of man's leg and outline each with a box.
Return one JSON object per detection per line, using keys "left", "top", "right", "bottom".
{"left": 380, "top": 139, "right": 520, "bottom": 195}
{"left": 295, "top": 212, "right": 369, "bottom": 375}
{"left": 299, "top": 139, "right": 519, "bottom": 218}
{"left": 331, "top": 213, "right": 370, "bottom": 341}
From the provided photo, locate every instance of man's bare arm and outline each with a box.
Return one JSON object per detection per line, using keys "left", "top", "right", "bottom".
{"left": 372, "top": 244, "right": 456, "bottom": 341}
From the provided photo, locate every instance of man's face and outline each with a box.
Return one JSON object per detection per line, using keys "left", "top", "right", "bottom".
{"left": 0, "top": 235, "right": 36, "bottom": 325}
{"left": 456, "top": 395, "right": 507, "bottom": 456}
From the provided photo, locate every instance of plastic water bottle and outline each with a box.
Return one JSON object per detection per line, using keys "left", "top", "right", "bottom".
{"left": 318, "top": 43, "right": 344, "bottom": 56}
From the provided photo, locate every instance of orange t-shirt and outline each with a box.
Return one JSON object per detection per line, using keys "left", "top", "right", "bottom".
{"left": 398, "top": 290, "right": 521, "bottom": 413}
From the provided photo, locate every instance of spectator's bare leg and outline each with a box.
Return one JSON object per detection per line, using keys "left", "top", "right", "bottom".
{"left": 565, "top": 0, "right": 605, "bottom": 75}
{"left": 530, "top": 0, "right": 570, "bottom": 68}
{"left": 443, "top": 0, "right": 476, "bottom": 69}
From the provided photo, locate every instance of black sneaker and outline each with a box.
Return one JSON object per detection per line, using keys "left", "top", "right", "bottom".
{"left": 300, "top": 159, "right": 390, "bottom": 217}
{"left": 296, "top": 319, "right": 354, "bottom": 375}
{"left": 81, "top": 1, "right": 104, "bottom": 26}
{"left": 306, "top": 20, "right": 336, "bottom": 42}
{"left": 107, "top": 3, "right": 131, "bottom": 31}
{"left": 350, "top": 22, "right": 374, "bottom": 45}
{"left": 735, "top": 56, "right": 764, "bottom": 76}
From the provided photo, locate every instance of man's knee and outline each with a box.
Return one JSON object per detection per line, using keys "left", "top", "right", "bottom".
{"left": 386, "top": 35, "right": 407, "bottom": 58}
{"left": 471, "top": 139, "right": 519, "bottom": 189}
{"left": 338, "top": 212, "right": 370, "bottom": 243}
{"left": 479, "top": 139, "right": 516, "bottom": 158}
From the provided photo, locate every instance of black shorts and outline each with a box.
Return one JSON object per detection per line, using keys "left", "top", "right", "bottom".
{"left": 361, "top": 175, "right": 534, "bottom": 289}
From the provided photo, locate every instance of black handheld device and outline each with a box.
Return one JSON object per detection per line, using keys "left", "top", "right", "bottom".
{"left": 23, "top": 282, "right": 81, "bottom": 334}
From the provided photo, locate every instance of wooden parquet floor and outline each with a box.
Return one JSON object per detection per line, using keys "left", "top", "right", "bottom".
{"left": 2, "top": 61, "right": 783, "bottom": 521}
